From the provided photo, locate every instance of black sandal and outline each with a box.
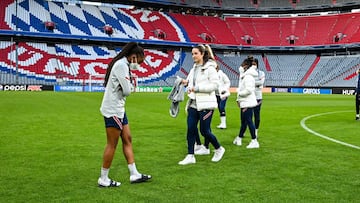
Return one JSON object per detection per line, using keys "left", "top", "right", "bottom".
{"left": 130, "top": 174, "right": 152, "bottom": 184}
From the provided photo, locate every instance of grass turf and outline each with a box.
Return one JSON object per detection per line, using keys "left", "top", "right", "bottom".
{"left": 0, "top": 91, "right": 359, "bottom": 202}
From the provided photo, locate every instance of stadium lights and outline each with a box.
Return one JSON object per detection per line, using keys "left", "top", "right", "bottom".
{"left": 82, "top": 1, "right": 101, "bottom": 6}
{"left": 45, "top": 0, "right": 134, "bottom": 9}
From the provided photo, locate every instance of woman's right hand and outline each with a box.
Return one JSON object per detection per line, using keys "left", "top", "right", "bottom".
{"left": 182, "top": 79, "right": 189, "bottom": 86}
{"left": 187, "top": 87, "right": 195, "bottom": 94}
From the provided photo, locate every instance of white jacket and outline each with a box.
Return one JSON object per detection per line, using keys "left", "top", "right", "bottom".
{"left": 255, "top": 69, "right": 265, "bottom": 100}
{"left": 186, "top": 60, "right": 219, "bottom": 111}
{"left": 237, "top": 66, "right": 245, "bottom": 90}
{"left": 217, "top": 70, "right": 231, "bottom": 99}
{"left": 237, "top": 66, "right": 258, "bottom": 108}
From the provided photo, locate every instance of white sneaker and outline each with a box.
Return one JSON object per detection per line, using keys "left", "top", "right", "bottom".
{"left": 98, "top": 178, "right": 121, "bottom": 187}
{"left": 246, "top": 139, "right": 260, "bottom": 149}
{"left": 233, "top": 136, "right": 242, "bottom": 146}
{"left": 195, "top": 145, "right": 210, "bottom": 155}
{"left": 178, "top": 154, "right": 196, "bottom": 165}
{"left": 216, "top": 123, "right": 226, "bottom": 129}
{"left": 211, "top": 146, "right": 225, "bottom": 162}
{"left": 194, "top": 144, "right": 202, "bottom": 152}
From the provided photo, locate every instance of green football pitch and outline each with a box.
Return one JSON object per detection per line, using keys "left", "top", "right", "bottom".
{"left": 0, "top": 91, "right": 359, "bottom": 202}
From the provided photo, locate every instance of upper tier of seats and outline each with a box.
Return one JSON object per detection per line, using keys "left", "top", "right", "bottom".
{"left": 1, "top": 0, "right": 359, "bottom": 47}
{"left": 171, "top": 12, "right": 360, "bottom": 46}
{"left": 129, "top": 0, "right": 359, "bottom": 10}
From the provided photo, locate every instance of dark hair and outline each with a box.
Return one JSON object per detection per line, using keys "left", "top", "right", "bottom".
{"left": 253, "top": 58, "right": 258, "bottom": 66}
{"left": 242, "top": 58, "right": 252, "bottom": 69}
{"left": 247, "top": 55, "right": 254, "bottom": 61}
{"left": 193, "top": 44, "right": 215, "bottom": 65}
{"left": 104, "top": 42, "right": 144, "bottom": 86}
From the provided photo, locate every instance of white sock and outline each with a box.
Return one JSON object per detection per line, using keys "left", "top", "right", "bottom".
{"left": 128, "top": 163, "right": 141, "bottom": 177}
{"left": 100, "top": 167, "right": 110, "bottom": 181}
{"left": 357, "top": 114, "right": 359, "bottom": 117}
{"left": 255, "top": 129, "right": 258, "bottom": 136}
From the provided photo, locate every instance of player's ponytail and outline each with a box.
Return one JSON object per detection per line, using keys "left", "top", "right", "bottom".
{"left": 204, "top": 44, "right": 215, "bottom": 61}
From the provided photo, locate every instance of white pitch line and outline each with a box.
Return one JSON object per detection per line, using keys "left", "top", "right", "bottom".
{"left": 300, "top": 111, "right": 360, "bottom": 150}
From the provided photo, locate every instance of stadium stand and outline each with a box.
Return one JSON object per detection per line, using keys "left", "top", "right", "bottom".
{"left": 1, "top": 0, "right": 359, "bottom": 45}
{"left": 304, "top": 54, "right": 360, "bottom": 87}
{"left": 129, "top": 0, "right": 359, "bottom": 12}
{"left": 264, "top": 54, "right": 317, "bottom": 86}
{"left": 0, "top": 0, "right": 360, "bottom": 87}
{"left": 223, "top": 13, "right": 360, "bottom": 46}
